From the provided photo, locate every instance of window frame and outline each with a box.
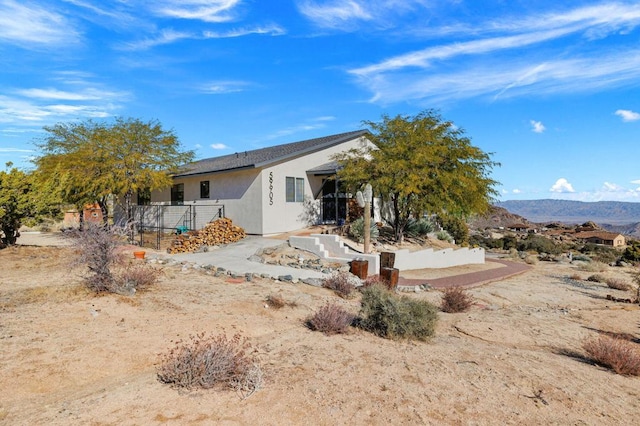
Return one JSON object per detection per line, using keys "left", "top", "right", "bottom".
{"left": 200, "top": 180, "right": 210, "bottom": 199}
{"left": 286, "top": 176, "right": 305, "bottom": 203}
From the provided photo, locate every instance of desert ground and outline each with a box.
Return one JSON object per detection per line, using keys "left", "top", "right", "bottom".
{"left": 1, "top": 238, "right": 639, "bottom": 425}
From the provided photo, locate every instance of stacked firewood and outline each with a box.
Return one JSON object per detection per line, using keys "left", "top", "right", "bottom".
{"left": 168, "top": 218, "right": 246, "bottom": 254}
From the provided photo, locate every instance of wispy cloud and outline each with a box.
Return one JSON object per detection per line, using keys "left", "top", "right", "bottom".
{"left": 615, "top": 109, "right": 640, "bottom": 122}
{"left": 0, "top": 147, "right": 34, "bottom": 152}
{"left": 210, "top": 143, "right": 229, "bottom": 150}
{"left": 264, "top": 116, "right": 336, "bottom": 140}
{"left": 349, "top": 3, "right": 640, "bottom": 104}
{"left": 203, "top": 24, "right": 285, "bottom": 38}
{"left": 297, "top": 0, "right": 372, "bottom": 28}
{"left": 199, "top": 80, "right": 251, "bottom": 94}
{"left": 550, "top": 178, "right": 575, "bottom": 193}
{"left": 0, "top": 0, "right": 80, "bottom": 47}
{"left": 153, "top": 0, "right": 242, "bottom": 23}
{"left": 530, "top": 120, "right": 546, "bottom": 133}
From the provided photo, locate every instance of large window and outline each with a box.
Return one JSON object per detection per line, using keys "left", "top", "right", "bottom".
{"left": 171, "top": 183, "right": 184, "bottom": 205}
{"left": 286, "top": 177, "right": 304, "bottom": 202}
{"left": 200, "top": 180, "right": 210, "bottom": 199}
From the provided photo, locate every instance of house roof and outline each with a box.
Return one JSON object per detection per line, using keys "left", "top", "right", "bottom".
{"left": 574, "top": 231, "right": 624, "bottom": 241}
{"left": 307, "top": 161, "right": 340, "bottom": 175}
{"left": 174, "top": 130, "right": 368, "bottom": 177}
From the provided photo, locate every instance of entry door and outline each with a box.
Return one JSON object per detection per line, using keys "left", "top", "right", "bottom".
{"left": 321, "top": 179, "right": 347, "bottom": 224}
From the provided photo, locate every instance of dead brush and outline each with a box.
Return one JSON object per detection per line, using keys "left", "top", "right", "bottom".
{"left": 582, "top": 335, "right": 640, "bottom": 376}
{"left": 265, "top": 294, "right": 297, "bottom": 309}
{"left": 568, "top": 273, "right": 583, "bottom": 281}
{"left": 440, "top": 286, "right": 474, "bottom": 313}
{"left": 157, "top": 332, "right": 263, "bottom": 398}
{"left": 307, "top": 303, "right": 355, "bottom": 335}
{"left": 322, "top": 272, "right": 358, "bottom": 298}
{"left": 604, "top": 277, "right": 632, "bottom": 291}
{"left": 114, "top": 262, "right": 163, "bottom": 293}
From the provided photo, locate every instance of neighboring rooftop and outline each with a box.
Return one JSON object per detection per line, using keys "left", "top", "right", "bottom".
{"left": 175, "top": 130, "right": 368, "bottom": 177}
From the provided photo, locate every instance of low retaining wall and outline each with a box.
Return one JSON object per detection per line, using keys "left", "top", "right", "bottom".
{"left": 290, "top": 234, "right": 485, "bottom": 275}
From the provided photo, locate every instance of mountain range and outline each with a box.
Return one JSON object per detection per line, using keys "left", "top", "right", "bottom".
{"left": 495, "top": 199, "right": 640, "bottom": 238}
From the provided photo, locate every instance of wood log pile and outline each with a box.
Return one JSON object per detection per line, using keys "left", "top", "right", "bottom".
{"left": 168, "top": 218, "right": 246, "bottom": 254}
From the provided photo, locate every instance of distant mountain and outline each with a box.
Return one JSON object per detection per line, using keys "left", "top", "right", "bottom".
{"left": 495, "top": 199, "right": 640, "bottom": 225}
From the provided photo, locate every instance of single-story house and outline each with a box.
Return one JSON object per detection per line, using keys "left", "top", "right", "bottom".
{"left": 144, "top": 130, "right": 373, "bottom": 235}
{"left": 574, "top": 231, "right": 626, "bottom": 247}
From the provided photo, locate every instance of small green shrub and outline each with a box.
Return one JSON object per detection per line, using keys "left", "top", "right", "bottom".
{"left": 583, "top": 335, "right": 640, "bottom": 376}
{"left": 605, "top": 278, "right": 632, "bottom": 291}
{"left": 436, "top": 230, "right": 453, "bottom": 242}
{"left": 157, "top": 332, "right": 262, "bottom": 397}
{"left": 349, "top": 217, "right": 379, "bottom": 243}
{"left": 323, "top": 272, "right": 358, "bottom": 298}
{"left": 440, "top": 287, "right": 474, "bottom": 313}
{"left": 436, "top": 214, "right": 469, "bottom": 244}
{"left": 621, "top": 240, "right": 640, "bottom": 263}
{"left": 307, "top": 303, "right": 355, "bottom": 335}
{"left": 359, "top": 284, "right": 438, "bottom": 341}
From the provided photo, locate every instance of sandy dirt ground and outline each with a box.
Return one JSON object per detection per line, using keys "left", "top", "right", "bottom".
{"left": 1, "top": 242, "right": 640, "bottom": 425}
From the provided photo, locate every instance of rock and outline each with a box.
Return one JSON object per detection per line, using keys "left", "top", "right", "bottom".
{"left": 278, "top": 275, "right": 293, "bottom": 282}
{"left": 302, "top": 278, "right": 323, "bottom": 287}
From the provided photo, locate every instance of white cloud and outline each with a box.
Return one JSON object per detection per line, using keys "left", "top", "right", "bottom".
{"left": 530, "top": 120, "right": 545, "bottom": 133}
{"left": 512, "top": 189, "right": 521, "bottom": 194}
{"left": 550, "top": 178, "right": 575, "bottom": 193}
{"left": 210, "top": 143, "right": 228, "bottom": 150}
{"left": 200, "top": 80, "right": 250, "bottom": 94}
{"left": 631, "top": 179, "right": 640, "bottom": 185}
{"left": 154, "top": 0, "right": 241, "bottom": 23}
{"left": 0, "top": 147, "right": 34, "bottom": 152}
{"left": 615, "top": 109, "right": 640, "bottom": 122}
{"left": 203, "top": 24, "right": 285, "bottom": 38}
{"left": 348, "top": 3, "right": 640, "bottom": 104}
{"left": 298, "top": 0, "right": 372, "bottom": 28}
{"left": 0, "top": 0, "right": 80, "bottom": 47}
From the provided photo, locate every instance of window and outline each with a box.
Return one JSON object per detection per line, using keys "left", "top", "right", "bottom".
{"left": 286, "top": 177, "right": 304, "bottom": 202}
{"left": 171, "top": 183, "right": 184, "bottom": 206}
{"left": 200, "top": 180, "right": 210, "bottom": 199}
{"left": 137, "top": 188, "right": 151, "bottom": 205}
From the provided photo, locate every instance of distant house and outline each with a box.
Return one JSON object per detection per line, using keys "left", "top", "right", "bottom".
{"left": 507, "top": 223, "right": 529, "bottom": 232}
{"left": 142, "top": 130, "right": 372, "bottom": 235}
{"left": 574, "top": 231, "right": 626, "bottom": 247}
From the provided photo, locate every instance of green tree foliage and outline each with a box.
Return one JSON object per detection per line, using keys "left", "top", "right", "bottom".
{"left": 334, "top": 110, "right": 499, "bottom": 242}
{"left": 437, "top": 214, "right": 469, "bottom": 244}
{"left": 34, "top": 117, "right": 194, "bottom": 221}
{"left": 0, "top": 164, "right": 60, "bottom": 246}
{"left": 622, "top": 240, "right": 640, "bottom": 263}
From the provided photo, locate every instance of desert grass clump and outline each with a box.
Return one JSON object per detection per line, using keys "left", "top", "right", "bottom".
{"left": 322, "top": 271, "right": 358, "bottom": 298}
{"left": 524, "top": 254, "right": 539, "bottom": 265}
{"left": 568, "top": 273, "right": 583, "bottom": 281}
{"left": 359, "top": 284, "right": 438, "bottom": 341}
{"left": 440, "top": 287, "right": 474, "bottom": 313}
{"left": 582, "top": 335, "right": 640, "bottom": 376}
{"left": 265, "top": 294, "right": 286, "bottom": 309}
{"left": 114, "top": 262, "right": 162, "bottom": 294}
{"left": 307, "top": 303, "right": 355, "bottom": 335}
{"left": 578, "top": 261, "right": 609, "bottom": 273}
{"left": 587, "top": 274, "right": 606, "bottom": 283}
{"left": 605, "top": 277, "right": 632, "bottom": 291}
{"left": 157, "top": 332, "right": 262, "bottom": 397}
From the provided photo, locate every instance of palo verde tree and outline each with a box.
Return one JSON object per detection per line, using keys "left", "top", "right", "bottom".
{"left": 333, "top": 110, "right": 499, "bottom": 243}
{"left": 34, "top": 117, "right": 194, "bottom": 222}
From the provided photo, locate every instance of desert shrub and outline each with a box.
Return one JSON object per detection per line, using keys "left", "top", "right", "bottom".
{"left": 362, "top": 274, "right": 387, "bottom": 288}
{"left": 587, "top": 274, "right": 606, "bottom": 283}
{"left": 436, "top": 214, "right": 469, "bottom": 244}
{"left": 323, "top": 271, "right": 358, "bottom": 298}
{"left": 349, "top": 217, "right": 379, "bottom": 243}
{"left": 265, "top": 294, "right": 286, "bottom": 309}
{"left": 605, "top": 278, "right": 632, "bottom": 291}
{"left": 406, "top": 217, "right": 435, "bottom": 237}
{"left": 583, "top": 335, "right": 640, "bottom": 376}
{"left": 517, "top": 234, "right": 562, "bottom": 255}
{"left": 440, "top": 287, "right": 474, "bottom": 313}
{"left": 436, "top": 230, "right": 453, "bottom": 242}
{"left": 569, "top": 273, "right": 583, "bottom": 281}
{"left": 307, "top": 303, "right": 355, "bottom": 335}
{"left": 113, "top": 262, "right": 162, "bottom": 294}
{"left": 359, "top": 284, "right": 438, "bottom": 341}
{"left": 65, "top": 223, "right": 126, "bottom": 292}
{"left": 579, "top": 243, "right": 619, "bottom": 264}
{"left": 621, "top": 240, "right": 640, "bottom": 263}
{"left": 524, "top": 254, "right": 539, "bottom": 265}
{"left": 157, "top": 332, "right": 262, "bottom": 397}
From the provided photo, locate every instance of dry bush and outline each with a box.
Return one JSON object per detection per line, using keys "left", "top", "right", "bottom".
{"left": 359, "top": 284, "right": 438, "bottom": 341}
{"left": 583, "top": 335, "right": 640, "bottom": 376}
{"left": 605, "top": 278, "right": 632, "bottom": 291}
{"left": 440, "top": 287, "right": 474, "bottom": 313}
{"left": 265, "top": 294, "right": 286, "bottom": 309}
{"left": 524, "top": 255, "right": 539, "bottom": 265}
{"left": 322, "top": 272, "right": 358, "bottom": 298}
{"left": 587, "top": 274, "right": 606, "bottom": 283}
{"left": 157, "top": 332, "right": 262, "bottom": 398}
{"left": 578, "top": 261, "right": 609, "bottom": 273}
{"left": 361, "top": 274, "right": 387, "bottom": 288}
{"left": 114, "top": 262, "right": 162, "bottom": 294}
{"left": 307, "top": 303, "right": 355, "bottom": 335}
{"left": 568, "top": 273, "right": 583, "bottom": 281}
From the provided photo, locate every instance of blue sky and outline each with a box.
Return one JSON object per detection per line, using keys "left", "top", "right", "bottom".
{"left": 1, "top": 0, "right": 639, "bottom": 202}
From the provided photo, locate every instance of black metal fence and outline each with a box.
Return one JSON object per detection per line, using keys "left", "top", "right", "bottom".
{"left": 127, "top": 204, "right": 225, "bottom": 250}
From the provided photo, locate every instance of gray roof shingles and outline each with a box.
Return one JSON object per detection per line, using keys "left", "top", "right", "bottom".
{"left": 175, "top": 129, "right": 367, "bottom": 177}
